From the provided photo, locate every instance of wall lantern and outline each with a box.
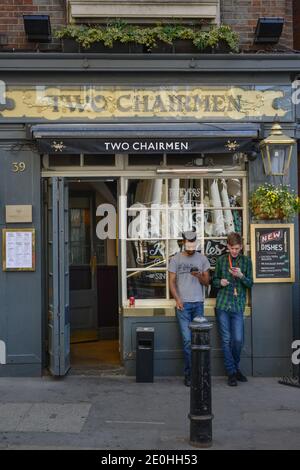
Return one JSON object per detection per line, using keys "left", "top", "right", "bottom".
{"left": 259, "top": 123, "right": 296, "bottom": 176}
{"left": 23, "top": 15, "right": 51, "bottom": 43}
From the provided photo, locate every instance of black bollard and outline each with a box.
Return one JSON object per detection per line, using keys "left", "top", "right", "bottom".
{"left": 188, "top": 318, "right": 213, "bottom": 448}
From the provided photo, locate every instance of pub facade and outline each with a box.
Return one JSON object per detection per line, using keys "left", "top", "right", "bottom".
{"left": 0, "top": 53, "right": 299, "bottom": 377}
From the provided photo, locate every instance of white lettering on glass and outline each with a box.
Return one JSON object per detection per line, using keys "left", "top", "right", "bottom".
{"left": 0, "top": 340, "right": 6, "bottom": 365}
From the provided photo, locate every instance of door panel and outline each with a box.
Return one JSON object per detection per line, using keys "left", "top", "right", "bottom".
{"left": 69, "top": 194, "right": 98, "bottom": 335}
{"left": 59, "top": 178, "right": 70, "bottom": 375}
{"left": 47, "top": 177, "right": 60, "bottom": 375}
{"left": 97, "top": 266, "right": 119, "bottom": 339}
{"left": 47, "top": 177, "right": 70, "bottom": 376}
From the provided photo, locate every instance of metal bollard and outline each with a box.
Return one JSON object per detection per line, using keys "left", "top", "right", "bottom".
{"left": 188, "top": 318, "right": 213, "bottom": 448}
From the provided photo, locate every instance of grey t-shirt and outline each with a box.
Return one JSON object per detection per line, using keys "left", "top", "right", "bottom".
{"left": 168, "top": 252, "right": 210, "bottom": 302}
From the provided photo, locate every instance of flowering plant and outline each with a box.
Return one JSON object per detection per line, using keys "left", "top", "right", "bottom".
{"left": 249, "top": 183, "right": 300, "bottom": 220}
{"left": 55, "top": 22, "right": 239, "bottom": 51}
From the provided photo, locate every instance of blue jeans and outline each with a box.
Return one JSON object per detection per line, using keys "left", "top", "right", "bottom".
{"left": 176, "top": 302, "right": 204, "bottom": 378}
{"left": 216, "top": 309, "right": 244, "bottom": 376}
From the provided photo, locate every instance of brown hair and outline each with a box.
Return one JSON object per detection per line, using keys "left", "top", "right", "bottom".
{"left": 227, "top": 232, "right": 243, "bottom": 246}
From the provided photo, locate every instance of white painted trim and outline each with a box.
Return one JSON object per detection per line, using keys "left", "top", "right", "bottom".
{"left": 42, "top": 170, "right": 246, "bottom": 178}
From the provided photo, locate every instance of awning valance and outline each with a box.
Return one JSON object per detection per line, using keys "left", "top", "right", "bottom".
{"left": 31, "top": 122, "right": 260, "bottom": 154}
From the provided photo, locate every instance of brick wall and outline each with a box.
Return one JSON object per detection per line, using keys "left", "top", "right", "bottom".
{"left": 222, "top": 0, "right": 293, "bottom": 51}
{"left": 0, "top": 0, "right": 295, "bottom": 51}
{"left": 0, "top": 0, "right": 66, "bottom": 50}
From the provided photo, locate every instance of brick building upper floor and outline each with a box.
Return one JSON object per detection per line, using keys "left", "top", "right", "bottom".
{"left": 0, "top": 0, "right": 298, "bottom": 53}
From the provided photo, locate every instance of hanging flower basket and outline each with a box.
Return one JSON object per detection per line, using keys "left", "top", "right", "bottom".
{"left": 251, "top": 206, "right": 285, "bottom": 220}
{"left": 249, "top": 183, "right": 300, "bottom": 221}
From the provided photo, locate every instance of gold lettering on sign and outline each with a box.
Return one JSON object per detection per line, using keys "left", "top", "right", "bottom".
{"left": 12, "top": 162, "right": 26, "bottom": 172}
{"left": 0, "top": 86, "right": 290, "bottom": 120}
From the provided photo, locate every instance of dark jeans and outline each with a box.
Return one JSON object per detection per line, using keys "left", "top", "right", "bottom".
{"left": 176, "top": 301, "right": 204, "bottom": 378}
{"left": 216, "top": 308, "right": 244, "bottom": 376}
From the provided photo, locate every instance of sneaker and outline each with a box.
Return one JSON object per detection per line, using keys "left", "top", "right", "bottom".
{"left": 228, "top": 374, "right": 238, "bottom": 387}
{"left": 236, "top": 370, "right": 248, "bottom": 382}
{"left": 194, "top": 316, "right": 207, "bottom": 323}
{"left": 184, "top": 376, "right": 191, "bottom": 387}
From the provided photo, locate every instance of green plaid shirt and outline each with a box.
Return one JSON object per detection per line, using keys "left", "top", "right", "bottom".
{"left": 213, "top": 254, "right": 253, "bottom": 313}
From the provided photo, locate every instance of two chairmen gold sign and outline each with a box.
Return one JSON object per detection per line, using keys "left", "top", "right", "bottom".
{"left": 0, "top": 84, "right": 292, "bottom": 121}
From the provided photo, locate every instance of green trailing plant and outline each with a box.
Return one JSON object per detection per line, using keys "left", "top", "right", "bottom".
{"left": 205, "top": 24, "right": 239, "bottom": 51}
{"left": 249, "top": 183, "right": 300, "bottom": 220}
{"left": 193, "top": 30, "right": 210, "bottom": 51}
{"left": 54, "top": 22, "right": 239, "bottom": 52}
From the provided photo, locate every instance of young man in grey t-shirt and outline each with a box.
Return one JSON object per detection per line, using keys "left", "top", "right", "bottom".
{"left": 168, "top": 231, "right": 210, "bottom": 386}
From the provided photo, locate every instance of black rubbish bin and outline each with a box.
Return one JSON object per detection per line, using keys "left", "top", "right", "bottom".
{"left": 136, "top": 327, "right": 154, "bottom": 383}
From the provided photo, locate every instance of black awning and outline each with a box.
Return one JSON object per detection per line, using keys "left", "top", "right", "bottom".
{"left": 31, "top": 122, "right": 260, "bottom": 154}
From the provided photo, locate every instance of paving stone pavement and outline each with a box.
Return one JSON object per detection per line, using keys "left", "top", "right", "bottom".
{"left": 0, "top": 375, "right": 299, "bottom": 450}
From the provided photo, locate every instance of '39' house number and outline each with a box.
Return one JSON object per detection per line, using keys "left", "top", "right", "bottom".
{"left": 12, "top": 162, "right": 26, "bottom": 172}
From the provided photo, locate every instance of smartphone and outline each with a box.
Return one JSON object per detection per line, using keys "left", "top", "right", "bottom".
{"left": 190, "top": 267, "right": 199, "bottom": 273}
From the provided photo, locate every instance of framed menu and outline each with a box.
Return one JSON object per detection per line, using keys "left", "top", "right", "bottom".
{"left": 250, "top": 224, "right": 295, "bottom": 283}
{"left": 2, "top": 228, "right": 35, "bottom": 271}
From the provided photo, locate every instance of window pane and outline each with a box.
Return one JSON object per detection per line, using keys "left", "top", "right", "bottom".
{"left": 127, "top": 179, "right": 167, "bottom": 239}
{"left": 127, "top": 271, "right": 166, "bottom": 299}
{"left": 204, "top": 239, "right": 227, "bottom": 269}
{"left": 127, "top": 207, "right": 167, "bottom": 239}
{"left": 127, "top": 240, "right": 166, "bottom": 269}
{"left": 128, "top": 154, "right": 164, "bottom": 166}
{"left": 69, "top": 243, "right": 91, "bottom": 265}
{"left": 127, "top": 179, "right": 166, "bottom": 207}
{"left": 84, "top": 154, "right": 115, "bottom": 166}
{"left": 204, "top": 209, "right": 243, "bottom": 237}
{"left": 69, "top": 208, "right": 91, "bottom": 265}
{"left": 168, "top": 178, "right": 202, "bottom": 236}
{"left": 168, "top": 206, "right": 204, "bottom": 239}
{"left": 168, "top": 239, "right": 182, "bottom": 256}
{"left": 271, "top": 146, "right": 286, "bottom": 174}
{"left": 204, "top": 238, "right": 227, "bottom": 300}
{"left": 204, "top": 178, "right": 242, "bottom": 208}
{"left": 166, "top": 154, "right": 241, "bottom": 168}
{"left": 49, "top": 154, "right": 80, "bottom": 166}
{"left": 95, "top": 240, "right": 106, "bottom": 265}
{"left": 167, "top": 154, "right": 199, "bottom": 166}
{"left": 168, "top": 178, "right": 201, "bottom": 204}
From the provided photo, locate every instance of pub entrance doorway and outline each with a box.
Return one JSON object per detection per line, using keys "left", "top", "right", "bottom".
{"left": 43, "top": 177, "right": 120, "bottom": 376}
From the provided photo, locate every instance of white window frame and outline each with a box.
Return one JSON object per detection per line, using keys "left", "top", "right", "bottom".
{"left": 68, "top": 0, "right": 221, "bottom": 24}
{"left": 120, "top": 172, "right": 248, "bottom": 309}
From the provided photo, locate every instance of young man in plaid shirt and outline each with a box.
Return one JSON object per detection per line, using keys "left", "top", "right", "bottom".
{"left": 213, "top": 232, "right": 253, "bottom": 386}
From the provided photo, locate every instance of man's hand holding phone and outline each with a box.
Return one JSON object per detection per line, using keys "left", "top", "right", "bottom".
{"left": 229, "top": 267, "right": 244, "bottom": 279}
{"left": 190, "top": 267, "right": 200, "bottom": 277}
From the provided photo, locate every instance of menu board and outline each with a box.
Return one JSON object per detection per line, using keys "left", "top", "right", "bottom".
{"left": 2, "top": 229, "right": 35, "bottom": 271}
{"left": 251, "top": 224, "right": 295, "bottom": 283}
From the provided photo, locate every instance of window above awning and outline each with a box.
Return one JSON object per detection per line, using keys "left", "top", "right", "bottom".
{"left": 31, "top": 122, "right": 260, "bottom": 154}
{"left": 67, "top": 0, "right": 220, "bottom": 24}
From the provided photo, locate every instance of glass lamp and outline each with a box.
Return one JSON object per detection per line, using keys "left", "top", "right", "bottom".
{"left": 259, "top": 123, "right": 295, "bottom": 176}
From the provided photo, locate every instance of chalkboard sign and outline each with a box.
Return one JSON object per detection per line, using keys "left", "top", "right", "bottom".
{"left": 251, "top": 224, "right": 295, "bottom": 283}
